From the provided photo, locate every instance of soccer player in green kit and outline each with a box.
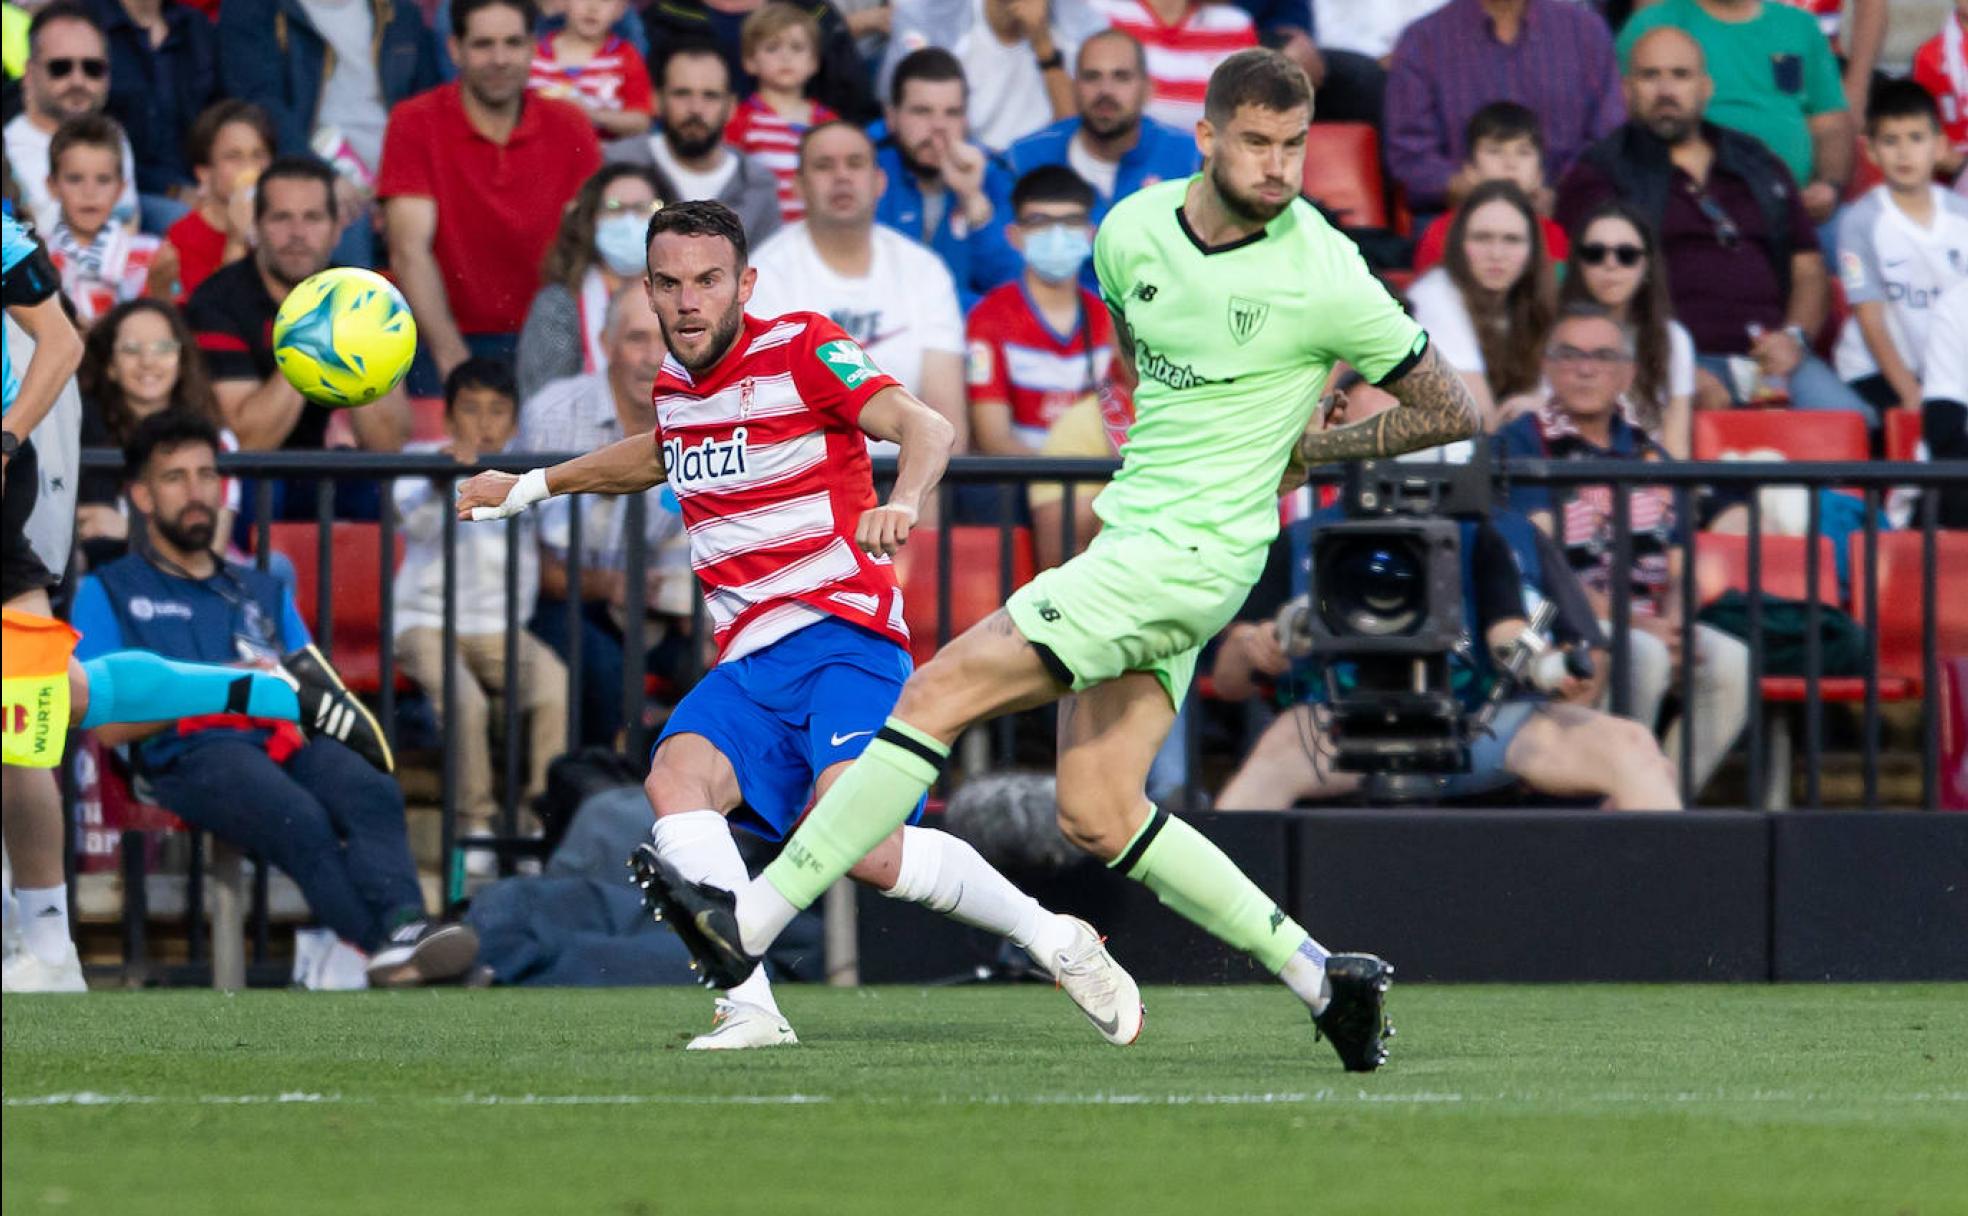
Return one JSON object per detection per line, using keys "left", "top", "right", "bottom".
{"left": 634, "top": 49, "right": 1481, "bottom": 1070}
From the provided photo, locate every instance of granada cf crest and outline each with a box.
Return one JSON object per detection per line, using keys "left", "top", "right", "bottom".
{"left": 1228, "top": 296, "right": 1269, "bottom": 345}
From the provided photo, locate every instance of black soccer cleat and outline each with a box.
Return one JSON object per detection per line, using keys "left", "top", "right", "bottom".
{"left": 627, "top": 844, "right": 760, "bottom": 990}
{"left": 281, "top": 643, "right": 395, "bottom": 775}
{"left": 1313, "top": 953, "right": 1396, "bottom": 1073}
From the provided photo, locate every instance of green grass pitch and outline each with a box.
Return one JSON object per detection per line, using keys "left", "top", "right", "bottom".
{"left": 4, "top": 984, "right": 1965, "bottom": 1215}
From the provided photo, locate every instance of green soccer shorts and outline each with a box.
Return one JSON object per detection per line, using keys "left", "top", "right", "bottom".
{"left": 1005, "top": 526, "right": 1257, "bottom": 708}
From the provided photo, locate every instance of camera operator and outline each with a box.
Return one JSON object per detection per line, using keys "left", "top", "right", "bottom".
{"left": 1213, "top": 380, "right": 1680, "bottom": 812}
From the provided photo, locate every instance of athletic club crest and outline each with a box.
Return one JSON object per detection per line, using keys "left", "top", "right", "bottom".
{"left": 1228, "top": 296, "right": 1269, "bottom": 345}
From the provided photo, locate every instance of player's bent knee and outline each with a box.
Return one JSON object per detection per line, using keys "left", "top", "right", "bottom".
{"left": 644, "top": 763, "right": 715, "bottom": 818}
{"left": 1053, "top": 792, "right": 1143, "bottom": 862}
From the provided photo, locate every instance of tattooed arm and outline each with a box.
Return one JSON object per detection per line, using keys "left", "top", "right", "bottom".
{"left": 1294, "top": 341, "right": 1481, "bottom": 465}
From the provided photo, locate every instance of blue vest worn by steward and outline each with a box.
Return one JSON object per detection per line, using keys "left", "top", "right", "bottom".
{"left": 72, "top": 554, "right": 309, "bottom": 768}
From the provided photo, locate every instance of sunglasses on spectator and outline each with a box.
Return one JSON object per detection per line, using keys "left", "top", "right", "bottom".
{"left": 1579, "top": 242, "right": 1644, "bottom": 267}
{"left": 45, "top": 57, "right": 108, "bottom": 80}
{"left": 1686, "top": 185, "right": 1742, "bottom": 250}
{"left": 599, "top": 198, "right": 663, "bottom": 217}
{"left": 1546, "top": 344, "right": 1631, "bottom": 366}
{"left": 115, "top": 339, "right": 182, "bottom": 358}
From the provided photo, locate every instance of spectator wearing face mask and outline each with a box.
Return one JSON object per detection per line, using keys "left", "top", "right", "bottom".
{"left": 515, "top": 163, "right": 666, "bottom": 404}
{"left": 965, "top": 165, "right": 1114, "bottom": 458}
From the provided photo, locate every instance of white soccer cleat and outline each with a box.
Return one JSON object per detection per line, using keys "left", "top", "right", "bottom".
{"left": 2, "top": 941, "right": 88, "bottom": 993}
{"left": 686, "top": 999, "right": 799, "bottom": 1051}
{"left": 1035, "top": 916, "right": 1144, "bottom": 1046}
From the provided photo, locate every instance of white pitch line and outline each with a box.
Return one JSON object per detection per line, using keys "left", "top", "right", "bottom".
{"left": 7, "top": 1090, "right": 1965, "bottom": 1110}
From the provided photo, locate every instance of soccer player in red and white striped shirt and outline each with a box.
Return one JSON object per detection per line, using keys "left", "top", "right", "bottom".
{"left": 1086, "top": 0, "right": 1257, "bottom": 132}
{"left": 458, "top": 199, "right": 1142, "bottom": 1051}
{"left": 527, "top": 0, "right": 655, "bottom": 138}
{"left": 726, "top": 3, "right": 838, "bottom": 223}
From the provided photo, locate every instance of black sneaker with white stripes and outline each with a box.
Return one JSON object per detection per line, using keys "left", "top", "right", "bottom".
{"left": 1314, "top": 953, "right": 1396, "bottom": 1072}
{"left": 366, "top": 920, "right": 480, "bottom": 987}
{"left": 628, "top": 844, "right": 759, "bottom": 990}
{"left": 281, "top": 644, "right": 394, "bottom": 774}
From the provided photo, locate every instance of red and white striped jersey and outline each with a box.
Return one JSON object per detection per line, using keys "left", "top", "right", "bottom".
{"left": 1086, "top": 0, "right": 1257, "bottom": 132}
{"left": 528, "top": 34, "right": 655, "bottom": 119}
{"left": 653, "top": 311, "right": 907, "bottom": 663}
{"left": 725, "top": 96, "right": 838, "bottom": 224}
{"left": 1773, "top": 0, "right": 1843, "bottom": 48}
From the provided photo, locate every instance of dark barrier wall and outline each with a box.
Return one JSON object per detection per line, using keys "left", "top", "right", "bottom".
{"left": 856, "top": 812, "right": 1968, "bottom": 984}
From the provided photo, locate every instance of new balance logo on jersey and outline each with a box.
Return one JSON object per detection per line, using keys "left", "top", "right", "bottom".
{"left": 663, "top": 427, "right": 752, "bottom": 488}
{"left": 1132, "top": 281, "right": 1158, "bottom": 302}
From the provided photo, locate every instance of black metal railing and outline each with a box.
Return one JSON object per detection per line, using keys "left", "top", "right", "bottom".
{"left": 69, "top": 449, "right": 1966, "bottom": 982}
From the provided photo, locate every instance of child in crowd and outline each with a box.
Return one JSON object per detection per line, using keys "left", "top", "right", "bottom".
{"left": 44, "top": 114, "right": 166, "bottom": 325}
{"left": 1412, "top": 102, "right": 1570, "bottom": 274}
{"left": 392, "top": 359, "right": 568, "bottom": 875}
{"left": 164, "top": 101, "right": 273, "bottom": 302}
{"left": 1834, "top": 81, "right": 1968, "bottom": 414}
{"left": 1911, "top": 0, "right": 1968, "bottom": 180}
{"left": 528, "top": 0, "right": 655, "bottom": 139}
{"left": 725, "top": 2, "right": 836, "bottom": 223}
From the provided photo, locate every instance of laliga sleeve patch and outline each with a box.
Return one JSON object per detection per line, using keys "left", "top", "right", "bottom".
{"left": 966, "top": 340, "right": 994, "bottom": 387}
{"left": 818, "top": 338, "right": 880, "bottom": 389}
{"left": 1838, "top": 248, "right": 1867, "bottom": 294}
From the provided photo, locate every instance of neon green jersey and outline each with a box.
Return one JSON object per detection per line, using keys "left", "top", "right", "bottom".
{"left": 1092, "top": 177, "right": 1426, "bottom": 570}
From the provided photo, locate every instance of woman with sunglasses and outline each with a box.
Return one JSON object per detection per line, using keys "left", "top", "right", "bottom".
{"left": 1558, "top": 200, "right": 1709, "bottom": 459}
{"left": 1405, "top": 179, "right": 1555, "bottom": 429}
{"left": 74, "top": 298, "right": 238, "bottom": 566}
{"left": 515, "top": 164, "right": 666, "bottom": 404}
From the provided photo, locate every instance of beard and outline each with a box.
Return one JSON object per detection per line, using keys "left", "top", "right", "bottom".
{"left": 1643, "top": 108, "right": 1697, "bottom": 145}
{"left": 1081, "top": 104, "right": 1139, "bottom": 143}
{"left": 667, "top": 303, "right": 746, "bottom": 373}
{"left": 156, "top": 507, "right": 217, "bottom": 555}
{"left": 1210, "top": 158, "right": 1292, "bottom": 226}
{"left": 895, "top": 141, "right": 941, "bottom": 183}
{"left": 666, "top": 119, "right": 724, "bottom": 161}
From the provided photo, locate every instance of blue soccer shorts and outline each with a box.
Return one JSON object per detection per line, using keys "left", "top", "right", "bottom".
{"left": 654, "top": 615, "right": 925, "bottom": 841}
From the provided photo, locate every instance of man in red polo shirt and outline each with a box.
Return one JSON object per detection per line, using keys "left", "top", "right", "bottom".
{"left": 379, "top": 0, "right": 601, "bottom": 384}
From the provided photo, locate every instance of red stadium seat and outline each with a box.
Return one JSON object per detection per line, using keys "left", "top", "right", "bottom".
{"left": 1301, "top": 123, "right": 1387, "bottom": 229}
{"left": 1692, "top": 410, "right": 1870, "bottom": 462}
{"left": 891, "top": 526, "right": 1036, "bottom": 666}
{"left": 1848, "top": 529, "right": 1968, "bottom": 694}
{"left": 409, "top": 396, "right": 449, "bottom": 442}
{"left": 269, "top": 522, "right": 404, "bottom": 693}
{"left": 1695, "top": 532, "right": 1841, "bottom": 607}
{"left": 1884, "top": 408, "right": 1922, "bottom": 462}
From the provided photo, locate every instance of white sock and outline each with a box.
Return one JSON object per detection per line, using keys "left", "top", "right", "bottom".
{"left": 884, "top": 827, "right": 1076, "bottom": 964}
{"left": 1278, "top": 935, "right": 1332, "bottom": 1015}
{"left": 652, "top": 812, "right": 780, "bottom": 1018}
{"left": 734, "top": 875, "right": 803, "bottom": 957}
{"left": 17, "top": 884, "right": 72, "bottom": 965}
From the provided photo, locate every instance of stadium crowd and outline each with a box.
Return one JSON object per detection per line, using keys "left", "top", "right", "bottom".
{"left": 3, "top": 0, "right": 1966, "bottom": 990}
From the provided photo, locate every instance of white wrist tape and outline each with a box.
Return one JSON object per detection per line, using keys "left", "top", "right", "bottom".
{"left": 470, "top": 466, "right": 551, "bottom": 521}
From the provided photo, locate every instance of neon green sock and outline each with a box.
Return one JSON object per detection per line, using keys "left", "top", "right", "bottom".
{"left": 1111, "top": 808, "right": 1307, "bottom": 973}
{"left": 763, "top": 718, "right": 948, "bottom": 909}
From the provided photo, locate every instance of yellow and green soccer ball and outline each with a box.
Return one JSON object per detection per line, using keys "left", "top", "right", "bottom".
{"left": 273, "top": 267, "right": 418, "bottom": 408}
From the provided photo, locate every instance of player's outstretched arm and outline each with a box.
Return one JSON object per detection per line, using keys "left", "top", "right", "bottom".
{"left": 854, "top": 385, "right": 957, "bottom": 556}
{"left": 1294, "top": 343, "right": 1481, "bottom": 466}
{"left": 456, "top": 432, "right": 667, "bottom": 521}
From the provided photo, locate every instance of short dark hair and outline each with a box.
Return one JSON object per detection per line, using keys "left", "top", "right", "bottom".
{"left": 891, "top": 46, "right": 966, "bottom": 107}
{"left": 254, "top": 156, "right": 339, "bottom": 225}
{"left": 1866, "top": 78, "right": 1943, "bottom": 135}
{"left": 125, "top": 409, "right": 222, "bottom": 482}
{"left": 27, "top": 2, "right": 103, "bottom": 59}
{"left": 48, "top": 113, "right": 123, "bottom": 176}
{"left": 452, "top": 0, "right": 536, "bottom": 40}
{"left": 797, "top": 118, "right": 876, "bottom": 172}
{"left": 1202, "top": 48, "right": 1310, "bottom": 129}
{"left": 1012, "top": 165, "right": 1096, "bottom": 217}
{"left": 186, "top": 99, "right": 276, "bottom": 171}
{"left": 656, "top": 39, "right": 728, "bottom": 90}
{"left": 646, "top": 198, "right": 749, "bottom": 268}
{"left": 1465, "top": 101, "right": 1544, "bottom": 155}
{"left": 444, "top": 357, "right": 519, "bottom": 412}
